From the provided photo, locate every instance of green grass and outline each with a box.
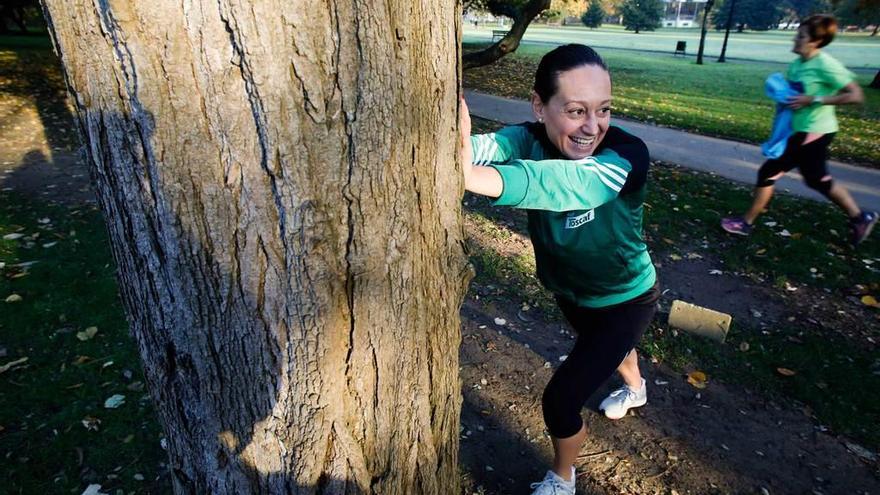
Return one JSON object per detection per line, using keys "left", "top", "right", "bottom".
{"left": 464, "top": 24, "right": 880, "bottom": 68}
{"left": 0, "top": 34, "right": 52, "bottom": 51}
{"left": 464, "top": 43, "right": 880, "bottom": 166}
{"left": 0, "top": 194, "right": 168, "bottom": 494}
{"left": 641, "top": 323, "right": 880, "bottom": 446}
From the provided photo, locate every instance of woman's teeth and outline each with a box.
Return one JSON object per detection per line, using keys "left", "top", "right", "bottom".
{"left": 570, "top": 136, "right": 595, "bottom": 147}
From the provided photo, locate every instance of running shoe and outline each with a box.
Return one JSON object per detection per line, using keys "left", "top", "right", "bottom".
{"left": 599, "top": 378, "right": 647, "bottom": 420}
{"left": 721, "top": 216, "right": 753, "bottom": 236}
{"left": 850, "top": 211, "right": 879, "bottom": 246}
{"left": 529, "top": 467, "right": 576, "bottom": 495}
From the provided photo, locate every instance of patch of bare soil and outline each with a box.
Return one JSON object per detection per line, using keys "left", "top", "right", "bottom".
{"left": 459, "top": 288, "right": 879, "bottom": 495}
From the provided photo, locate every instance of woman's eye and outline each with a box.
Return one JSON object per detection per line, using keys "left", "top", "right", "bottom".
{"left": 599, "top": 107, "right": 611, "bottom": 114}
{"left": 567, "top": 108, "right": 585, "bottom": 116}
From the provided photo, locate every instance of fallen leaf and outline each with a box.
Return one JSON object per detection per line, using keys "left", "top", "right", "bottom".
{"left": 686, "top": 371, "right": 708, "bottom": 389}
{"left": 81, "top": 485, "right": 107, "bottom": 495}
{"left": 860, "top": 295, "right": 880, "bottom": 308}
{"left": 755, "top": 248, "right": 767, "bottom": 255}
{"left": 76, "top": 326, "right": 98, "bottom": 341}
{"left": 493, "top": 317, "right": 506, "bottom": 326}
{"left": 0, "top": 357, "right": 28, "bottom": 373}
{"left": 709, "top": 269, "right": 723, "bottom": 275}
{"left": 669, "top": 253, "right": 682, "bottom": 261}
{"left": 5, "top": 294, "right": 23, "bottom": 303}
{"left": 103, "top": 394, "right": 126, "bottom": 409}
{"left": 72, "top": 355, "right": 91, "bottom": 365}
{"left": 2, "top": 233, "right": 25, "bottom": 240}
{"left": 844, "top": 442, "right": 877, "bottom": 462}
{"left": 776, "top": 367, "right": 797, "bottom": 377}
{"left": 739, "top": 342, "right": 750, "bottom": 352}
{"left": 81, "top": 416, "right": 101, "bottom": 431}
{"left": 778, "top": 229, "right": 791, "bottom": 237}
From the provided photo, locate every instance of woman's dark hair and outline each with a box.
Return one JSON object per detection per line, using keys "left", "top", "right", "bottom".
{"left": 533, "top": 44, "right": 609, "bottom": 103}
{"left": 801, "top": 14, "right": 838, "bottom": 48}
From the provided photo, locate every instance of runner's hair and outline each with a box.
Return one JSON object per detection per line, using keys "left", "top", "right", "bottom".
{"left": 533, "top": 44, "right": 609, "bottom": 103}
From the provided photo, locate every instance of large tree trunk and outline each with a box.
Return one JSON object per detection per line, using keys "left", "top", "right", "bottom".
{"left": 39, "top": 0, "right": 470, "bottom": 493}
{"left": 870, "top": 70, "right": 880, "bottom": 89}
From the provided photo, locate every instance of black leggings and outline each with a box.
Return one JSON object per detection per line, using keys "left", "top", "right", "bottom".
{"left": 757, "top": 132, "right": 835, "bottom": 196}
{"left": 542, "top": 284, "right": 659, "bottom": 438}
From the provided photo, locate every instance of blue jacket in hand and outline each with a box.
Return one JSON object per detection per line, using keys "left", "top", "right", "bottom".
{"left": 761, "top": 72, "right": 803, "bottom": 159}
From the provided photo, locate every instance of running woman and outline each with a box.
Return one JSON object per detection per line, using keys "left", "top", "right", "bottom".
{"left": 721, "top": 14, "right": 876, "bottom": 245}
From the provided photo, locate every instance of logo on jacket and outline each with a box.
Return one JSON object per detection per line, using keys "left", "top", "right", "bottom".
{"left": 565, "top": 209, "right": 595, "bottom": 229}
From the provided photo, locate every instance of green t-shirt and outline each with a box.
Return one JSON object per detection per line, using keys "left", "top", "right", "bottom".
{"left": 787, "top": 51, "right": 855, "bottom": 134}
{"left": 470, "top": 124, "right": 656, "bottom": 308}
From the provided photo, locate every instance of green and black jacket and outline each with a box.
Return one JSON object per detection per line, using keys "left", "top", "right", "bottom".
{"left": 470, "top": 123, "right": 655, "bottom": 308}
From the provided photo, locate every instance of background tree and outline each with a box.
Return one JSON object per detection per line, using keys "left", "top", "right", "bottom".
{"left": 582, "top": 0, "right": 606, "bottom": 28}
{"left": 784, "top": 0, "right": 831, "bottom": 21}
{"left": 619, "top": 0, "right": 664, "bottom": 33}
{"left": 39, "top": 0, "right": 470, "bottom": 493}
{"left": 716, "top": 0, "right": 737, "bottom": 62}
{"left": 696, "top": 0, "right": 716, "bottom": 64}
{"left": 834, "top": 0, "right": 880, "bottom": 35}
{"left": 463, "top": 0, "right": 552, "bottom": 69}
{"left": 0, "top": 0, "right": 41, "bottom": 34}
{"left": 551, "top": 0, "right": 588, "bottom": 21}
{"left": 713, "top": 0, "right": 785, "bottom": 31}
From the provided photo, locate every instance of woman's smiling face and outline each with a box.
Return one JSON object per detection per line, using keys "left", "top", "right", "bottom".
{"left": 532, "top": 64, "right": 612, "bottom": 160}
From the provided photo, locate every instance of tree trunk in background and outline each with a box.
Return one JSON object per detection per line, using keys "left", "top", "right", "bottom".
{"left": 870, "top": 70, "right": 880, "bottom": 88}
{"left": 718, "top": 0, "right": 736, "bottom": 62}
{"left": 39, "top": 0, "right": 470, "bottom": 493}
{"left": 462, "top": 0, "right": 551, "bottom": 69}
{"left": 696, "top": 0, "right": 715, "bottom": 65}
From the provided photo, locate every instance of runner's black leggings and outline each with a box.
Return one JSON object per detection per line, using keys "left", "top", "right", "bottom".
{"left": 757, "top": 132, "right": 836, "bottom": 195}
{"left": 541, "top": 284, "right": 659, "bottom": 438}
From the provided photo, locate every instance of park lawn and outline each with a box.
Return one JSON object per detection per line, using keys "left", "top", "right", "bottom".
{"left": 464, "top": 43, "right": 880, "bottom": 167}
{"left": 463, "top": 24, "right": 880, "bottom": 68}
{"left": 0, "top": 195, "right": 168, "bottom": 494}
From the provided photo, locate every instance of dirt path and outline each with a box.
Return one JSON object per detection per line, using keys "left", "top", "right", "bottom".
{"left": 459, "top": 211, "right": 880, "bottom": 494}
{"left": 3, "top": 49, "right": 878, "bottom": 495}
{"left": 459, "top": 287, "right": 878, "bottom": 494}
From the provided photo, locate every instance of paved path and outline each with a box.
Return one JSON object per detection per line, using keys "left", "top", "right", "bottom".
{"left": 465, "top": 89, "right": 880, "bottom": 212}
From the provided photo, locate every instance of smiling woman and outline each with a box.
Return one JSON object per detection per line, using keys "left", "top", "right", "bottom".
{"left": 460, "top": 43, "right": 659, "bottom": 495}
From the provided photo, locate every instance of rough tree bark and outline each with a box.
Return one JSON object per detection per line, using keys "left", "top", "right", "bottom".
{"left": 462, "top": 0, "right": 551, "bottom": 69}
{"left": 39, "top": 0, "right": 471, "bottom": 493}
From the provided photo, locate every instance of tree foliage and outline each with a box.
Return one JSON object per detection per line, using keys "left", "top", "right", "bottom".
{"left": 785, "top": 0, "right": 832, "bottom": 18}
{"left": 713, "top": 0, "right": 786, "bottom": 31}
{"left": 834, "top": 0, "right": 880, "bottom": 34}
{"left": 0, "top": 0, "right": 41, "bottom": 34}
{"left": 619, "top": 0, "right": 664, "bottom": 33}
{"left": 582, "top": 0, "right": 606, "bottom": 27}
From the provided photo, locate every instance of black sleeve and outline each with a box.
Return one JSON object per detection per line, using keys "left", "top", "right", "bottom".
{"left": 599, "top": 126, "right": 650, "bottom": 196}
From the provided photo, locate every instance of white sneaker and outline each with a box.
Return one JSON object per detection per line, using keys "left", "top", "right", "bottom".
{"left": 599, "top": 378, "right": 647, "bottom": 420}
{"left": 529, "top": 467, "right": 576, "bottom": 495}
